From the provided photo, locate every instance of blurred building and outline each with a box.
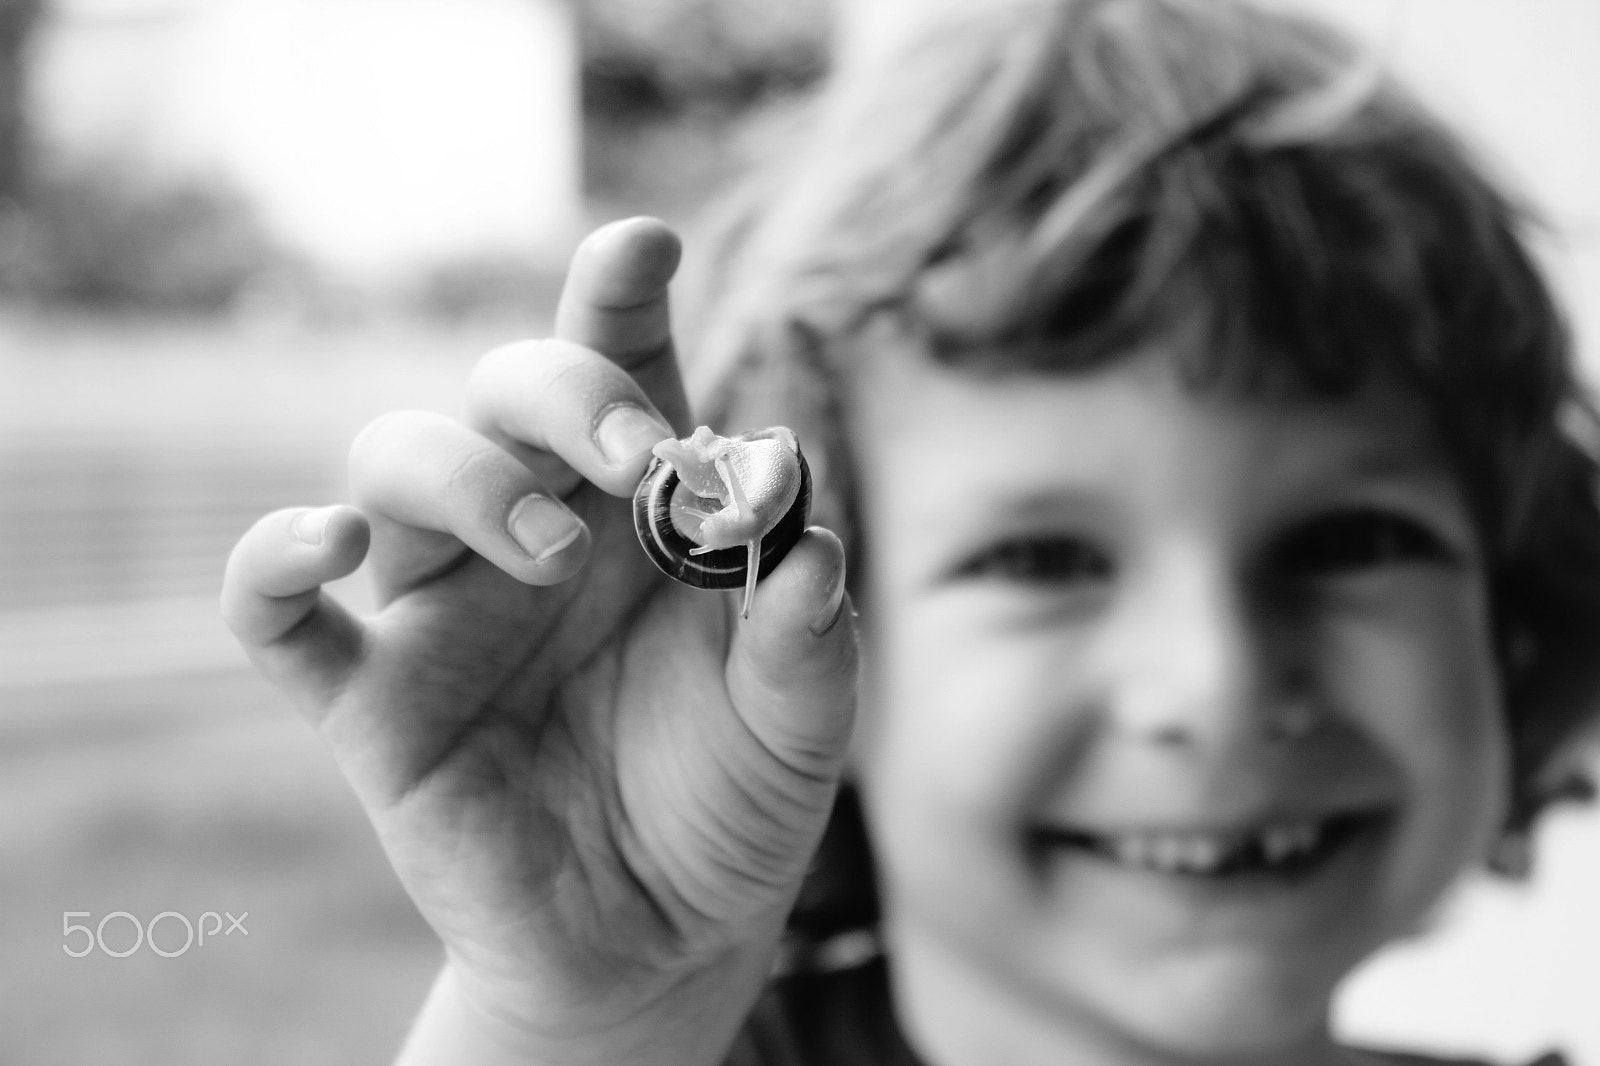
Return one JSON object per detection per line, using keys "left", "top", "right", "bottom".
{"left": 26, "top": 0, "right": 582, "bottom": 286}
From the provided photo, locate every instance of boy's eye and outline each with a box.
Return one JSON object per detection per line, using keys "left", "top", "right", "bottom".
{"left": 1271, "top": 508, "right": 1454, "bottom": 577}
{"left": 958, "top": 536, "right": 1113, "bottom": 585}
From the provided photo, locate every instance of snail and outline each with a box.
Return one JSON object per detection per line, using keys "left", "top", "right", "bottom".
{"left": 632, "top": 425, "right": 812, "bottom": 618}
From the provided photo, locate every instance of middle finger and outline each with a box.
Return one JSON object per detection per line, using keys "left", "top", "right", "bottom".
{"left": 466, "top": 337, "right": 678, "bottom": 499}
{"left": 349, "top": 409, "right": 591, "bottom": 600}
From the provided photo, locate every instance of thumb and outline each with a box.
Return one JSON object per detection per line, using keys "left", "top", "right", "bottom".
{"left": 724, "top": 526, "right": 859, "bottom": 783}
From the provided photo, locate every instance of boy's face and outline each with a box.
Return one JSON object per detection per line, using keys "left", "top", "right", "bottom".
{"left": 851, "top": 339, "right": 1508, "bottom": 1062}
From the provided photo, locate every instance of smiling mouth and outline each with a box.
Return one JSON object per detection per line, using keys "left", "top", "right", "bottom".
{"left": 1028, "top": 811, "right": 1386, "bottom": 878}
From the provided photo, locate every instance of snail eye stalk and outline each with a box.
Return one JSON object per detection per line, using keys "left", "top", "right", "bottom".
{"left": 632, "top": 426, "right": 812, "bottom": 618}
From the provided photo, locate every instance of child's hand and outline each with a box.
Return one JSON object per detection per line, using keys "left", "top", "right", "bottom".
{"left": 220, "top": 219, "right": 859, "bottom": 1066}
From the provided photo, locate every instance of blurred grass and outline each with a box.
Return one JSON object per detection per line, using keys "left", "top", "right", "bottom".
{"left": 0, "top": 671, "right": 439, "bottom": 1065}
{"left": 0, "top": 310, "right": 547, "bottom": 1063}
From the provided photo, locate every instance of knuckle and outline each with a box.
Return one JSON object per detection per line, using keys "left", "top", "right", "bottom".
{"left": 219, "top": 543, "right": 251, "bottom": 604}
{"left": 469, "top": 338, "right": 616, "bottom": 423}
{"left": 226, "top": 508, "right": 291, "bottom": 578}
{"left": 478, "top": 337, "right": 574, "bottom": 379}
{"left": 542, "top": 349, "right": 605, "bottom": 401}
{"left": 439, "top": 441, "right": 496, "bottom": 498}
{"left": 219, "top": 519, "right": 281, "bottom": 631}
{"left": 347, "top": 409, "right": 443, "bottom": 478}
{"left": 471, "top": 338, "right": 543, "bottom": 387}
{"left": 218, "top": 585, "right": 264, "bottom": 643}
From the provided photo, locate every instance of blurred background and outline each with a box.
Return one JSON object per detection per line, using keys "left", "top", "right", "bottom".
{"left": 0, "top": 0, "right": 1595, "bottom": 1063}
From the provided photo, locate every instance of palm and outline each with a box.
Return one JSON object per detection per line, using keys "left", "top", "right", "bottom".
{"left": 327, "top": 488, "right": 827, "bottom": 1019}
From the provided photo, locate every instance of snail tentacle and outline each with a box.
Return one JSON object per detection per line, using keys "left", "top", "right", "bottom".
{"left": 741, "top": 541, "right": 761, "bottom": 618}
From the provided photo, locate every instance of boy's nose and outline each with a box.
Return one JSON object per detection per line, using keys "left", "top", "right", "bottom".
{"left": 1103, "top": 548, "right": 1304, "bottom": 751}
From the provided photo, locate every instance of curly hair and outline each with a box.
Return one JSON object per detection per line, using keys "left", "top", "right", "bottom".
{"left": 684, "top": 0, "right": 1600, "bottom": 898}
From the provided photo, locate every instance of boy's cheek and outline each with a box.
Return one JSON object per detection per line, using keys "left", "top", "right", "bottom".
{"left": 1314, "top": 573, "right": 1500, "bottom": 725}
{"left": 1318, "top": 586, "right": 1509, "bottom": 901}
{"left": 866, "top": 620, "right": 1083, "bottom": 829}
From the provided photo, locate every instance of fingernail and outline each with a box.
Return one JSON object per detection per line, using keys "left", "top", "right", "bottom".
{"left": 509, "top": 494, "right": 585, "bottom": 563}
{"left": 809, "top": 558, "right": 849, "bottom": 638}
{"left": 596, "top": 405, "right": 670, "bottom": 468}
{"left": 293, "top": 506, "right": 335, "bottom": 546}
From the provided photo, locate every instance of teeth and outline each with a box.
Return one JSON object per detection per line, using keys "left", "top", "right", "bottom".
{"left": 1259, "top": 822, "right": 1322, "bottom": 865}
{"left": 1185, "top": 837, "right": 1223, "bottom": 869}
{"left": 1261, "top": 827, "right": 1296, "bottom": 863}
{"left": 1151, "top": 836, "right": 1185, "bottom": 872}
{"left": 1108, "top": 832, "right": 1234, "bottom": 874}
{"left": 1111, "top": 836, "right": 1154, "bottom": 867}
{"left": 1097, "top": 820, "right": 1328, "bottom": 875}
{"left": 1289, "top": 823, "right": 1320, "bottom": 852}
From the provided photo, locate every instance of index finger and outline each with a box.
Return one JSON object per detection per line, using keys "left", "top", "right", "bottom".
{"left": 556, "top": 216, "right": 682, "bottom": 370}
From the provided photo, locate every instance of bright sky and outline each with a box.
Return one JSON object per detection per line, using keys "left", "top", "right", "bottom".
{"left": 32, "top": 0, "right": 582, "bottom": 282}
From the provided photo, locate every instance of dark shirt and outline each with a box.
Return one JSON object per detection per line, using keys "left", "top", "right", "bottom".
{"left": 724, "top": 953, "right": 1569, "bottom": 1066}
{"left": 725, "top": 956, "right": 919, "bottom": 1066}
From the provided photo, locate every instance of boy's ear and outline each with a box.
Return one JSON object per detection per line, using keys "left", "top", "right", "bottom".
{"left": 1488, "top": 771, "right": 1595, "bottom": 881}
{"left": 1489, "top": 595, "right": 1600, "bottom": 880}
{"left": 1506, "top": 591, "right": 1600, "bottom": 754}
{"left": 1486, "top": 829, "right": 1534, "bottom": 881}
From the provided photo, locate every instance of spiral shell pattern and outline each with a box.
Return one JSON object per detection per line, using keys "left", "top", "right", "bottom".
{"left": 633, "top": 428, "right": 812, "bottom": 593}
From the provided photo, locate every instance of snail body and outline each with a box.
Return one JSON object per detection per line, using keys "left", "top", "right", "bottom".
{"left": 633, "top": 426, "right": 811, "bottom": 617}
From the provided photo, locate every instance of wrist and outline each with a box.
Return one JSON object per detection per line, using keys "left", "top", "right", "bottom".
{"left": 396, "top": 965, "right": 538, "bottom": 1066}
{"left": 397, "top": 945, "right": 775, "bottom": 1066}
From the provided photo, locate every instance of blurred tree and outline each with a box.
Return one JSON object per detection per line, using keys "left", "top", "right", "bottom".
{"left": 0, "top": 0, "right": 41, "bottom": 201}
{"left": 5, "top": 154, "right": 292, "bottom": 313}
{"left": 578, "top": 0, "right": 831, "bottom": 217}
{"left": 580, "top": 0, "right": 830, "bottom": 118}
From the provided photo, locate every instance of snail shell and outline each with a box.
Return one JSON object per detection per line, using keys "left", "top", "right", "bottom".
{"left": 633, "top": 426, "right": 812, "bottom": 616}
